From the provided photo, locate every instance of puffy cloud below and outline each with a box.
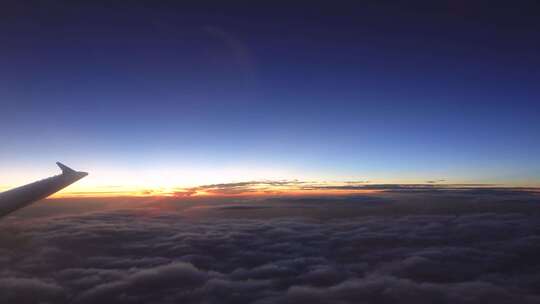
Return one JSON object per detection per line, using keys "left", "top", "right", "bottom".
{"left": 1, "top": 206, "right": 540, "bottom": 303}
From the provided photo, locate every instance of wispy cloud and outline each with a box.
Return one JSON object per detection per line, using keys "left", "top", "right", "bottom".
{"left": 51, "top": 180, "right": 540, "bottom": 198}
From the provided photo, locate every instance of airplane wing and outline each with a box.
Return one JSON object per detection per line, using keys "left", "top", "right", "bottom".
{"left": 0, "top": 162, "right": 88, "bottom": 218}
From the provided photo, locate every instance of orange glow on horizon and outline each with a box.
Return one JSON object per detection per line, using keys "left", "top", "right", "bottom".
{"left": 47, "top": 182, "right": 384, "bottom": 198}
{"left": 1, "top": 172, "right": 538, "bottom": 199}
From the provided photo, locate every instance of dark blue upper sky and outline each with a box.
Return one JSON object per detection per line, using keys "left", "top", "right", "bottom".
{"left": 1, "top": 1, "right": 539, "bottom": 188}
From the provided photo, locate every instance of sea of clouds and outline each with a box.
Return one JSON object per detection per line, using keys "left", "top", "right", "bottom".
{"left": 1, "top": 199, "right": 540, "bottom": 303}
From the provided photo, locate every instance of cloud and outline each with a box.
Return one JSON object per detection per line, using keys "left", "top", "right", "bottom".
{"left": 188, "top": 180, "right": 310, "bottom": 195}
{"left": 76, "top": 262, "right": 210, "bottom": 303}
{"left": 426, "top": 179, "right": 447, "bottom": 184}
{"left": 286, "top": 276, "right": 539, "bottom": 304}
{"left": 1, "top": 208, "right": 540, "bottom": 303}
{"left": 164, "top": 180, "right": 540, "bottom": 198}
{"left": 0, "top": 277, "right": 65, "bottom": 304}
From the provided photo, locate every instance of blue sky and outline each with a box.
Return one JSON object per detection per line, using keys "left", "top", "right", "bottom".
{"left": 1, "top": 1, "right": 539, "bottom": 190}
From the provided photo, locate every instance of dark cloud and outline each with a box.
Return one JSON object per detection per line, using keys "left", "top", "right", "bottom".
{"left": 188, "top": 180, "right": 309, "bottom": 195}
{"left": 171, "top": 189, "right": 197, "bottom": 197}
{"left": 426, "top": 179, "right": 447, "bottom": 184}
{"left": 75, "top": 262, "right": 211, "bottom": 303}
{"left": 1, "top": 204, "right": 540, "bottom": 303}
{"left": 286, "top": 276, "right": 539, "bottom": 304}
{"left": 218, "top": 205, "right": 272, "bottom": 210}
{"left": 0, "top": 277, "right": 65, "bottom": 304}
{"left": 170, "top": 180, "right": 540, "bottom": 198}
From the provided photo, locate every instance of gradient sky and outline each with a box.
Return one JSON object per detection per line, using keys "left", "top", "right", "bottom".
{"left": 1, "top": 1, "right": 540, "bottom": 193}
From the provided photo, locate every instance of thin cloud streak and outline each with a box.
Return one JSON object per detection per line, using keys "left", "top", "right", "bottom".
{"left": 50, "top": 180, "right": 540, "bottom": 198}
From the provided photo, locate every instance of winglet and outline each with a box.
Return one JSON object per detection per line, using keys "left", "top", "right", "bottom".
{"left": 56, "top": 162, "right": 76, "bottom": 175}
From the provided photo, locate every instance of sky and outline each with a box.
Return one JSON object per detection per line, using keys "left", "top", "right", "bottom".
{"left": 1, "top": 1, "right": 540, "bottom": 195}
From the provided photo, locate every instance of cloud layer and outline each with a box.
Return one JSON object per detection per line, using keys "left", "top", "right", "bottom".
{"left": 1, "top": 205, "right": 540, "bottom": 303}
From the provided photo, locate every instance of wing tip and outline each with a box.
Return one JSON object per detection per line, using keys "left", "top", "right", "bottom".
{"left": 56, "top": 162, "right": 76, "bottom": 174}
